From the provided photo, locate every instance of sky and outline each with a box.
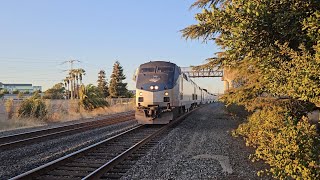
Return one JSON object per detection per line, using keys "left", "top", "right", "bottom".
{"left": 0, "top": 0, "right": 224, "bottom": 93}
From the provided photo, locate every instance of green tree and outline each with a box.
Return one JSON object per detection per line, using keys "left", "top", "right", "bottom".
{"left": 182, "top": 0, "right": 320, "bottom": 109}
{"left": 79, "top": 84, "right": 108, "bottom": 110}
{"left": 97, "top": 70, "right": 109, "bottom": 97}
{"left": 66, "top": 68, "right": 85, "bottom": 99}
{"left": 183, "top": 0, "right": 320, "bottom": 178}
{"left": 0, "top": 89, "right": 9, "bottom": 94}
{"left": 126, "top": 91, "right": 135, "bottom": 98}
{"left": 12, "top": 90, "right": 19, "bottom": 94}
{"left": 109, "top": 61, "right": 128, "bottom": 98}
{"left": 0, "top": 88, "right": 4, "bottom": 98}
{"left": 43, "top": 83, "right": 65, "bottom": 99}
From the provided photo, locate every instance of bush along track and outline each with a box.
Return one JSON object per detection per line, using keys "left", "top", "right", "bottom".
{"left": 233, "top": 104, "right": 320, "bottom": 179}
{"left": 184, "top": 0, "right": 320, "bottom": 179}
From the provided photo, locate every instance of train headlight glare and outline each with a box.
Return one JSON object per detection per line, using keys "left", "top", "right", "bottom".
{"left": 139, "top": 92, "right": 143, "bottom": 96}
{"left": 150, "top": 86, "right": 154, "bottom": 90}
{"left": 165, "top": 92, "right": 169, "bottom": 96}
{"left": 155, "top": 86, "right": 159, "bottom": 90}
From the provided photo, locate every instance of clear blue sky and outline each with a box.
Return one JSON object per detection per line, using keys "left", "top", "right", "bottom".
{"left": 0, "top": 0, "right": 224, "bottom": 93}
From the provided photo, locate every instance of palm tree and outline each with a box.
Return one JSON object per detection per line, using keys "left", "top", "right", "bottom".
{"left": 78, "top": 68, "right": 86, "bottom": 85}
{"left": 64, "top": 68, "right": 86, "bottom": 100}
{"left": 73, "top": 68, "right": 86, "bottom": 99}
{"left": 68, "top": 71, "right": 74, "bottom": 99}
{"left": 63, "top": 77, "right": 70, "bottom": 99}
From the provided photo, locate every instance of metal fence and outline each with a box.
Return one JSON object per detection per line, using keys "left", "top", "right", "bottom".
{"left": 106, "top": 98, "right": 135, "bottom": 106}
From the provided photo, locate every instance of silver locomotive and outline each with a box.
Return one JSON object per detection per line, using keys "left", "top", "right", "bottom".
{"left": 134, "top": 61, "right": 216, "bottom": 124}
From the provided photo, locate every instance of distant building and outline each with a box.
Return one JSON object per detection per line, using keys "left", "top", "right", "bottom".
{"left": 0, "top": 82, "right": 42, "bottom": 94}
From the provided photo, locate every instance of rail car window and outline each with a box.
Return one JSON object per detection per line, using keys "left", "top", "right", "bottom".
{"left": 140, "top": 68, "right": 155, "bottom": 73}
{"left": 157, "top": 67, "right": 174, "bottom": 73}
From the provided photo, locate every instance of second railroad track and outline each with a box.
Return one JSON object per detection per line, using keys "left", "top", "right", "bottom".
{"left": 10, "top": 107, "right": 199, "bottom": 180}
{"left": 0, "top": 111, "right": 135, "bottom": 151}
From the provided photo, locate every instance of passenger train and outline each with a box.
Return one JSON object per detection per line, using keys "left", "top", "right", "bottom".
{"left": 134, "top": 61, "right": 216, "bottom": 124}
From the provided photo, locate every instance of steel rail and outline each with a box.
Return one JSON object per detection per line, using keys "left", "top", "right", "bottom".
{"left": 83, "top": 107, "right": 198, "bottom": 179}
{"left": 9, "top": 124, "right": 144, "bottom": 180}
{"left": 10, "top": 106, "right": 202, "bottom": 180}
{"left": 0, "top": 111, "right": 134, "bottom": 150}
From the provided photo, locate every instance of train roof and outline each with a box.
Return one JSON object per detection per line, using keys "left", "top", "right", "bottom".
{"left": 140, "top": 61, "right": 177, "bottom": 67}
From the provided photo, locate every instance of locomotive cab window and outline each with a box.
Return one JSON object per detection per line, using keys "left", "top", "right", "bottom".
{"left": 140, "top": 68, "right": 155, "bottom": 73}
{"left": 157, "top": 67, "right": 174, "bottom": 73}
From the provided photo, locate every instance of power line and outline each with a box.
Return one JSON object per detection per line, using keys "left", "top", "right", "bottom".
{"left": 61, "top": 59, "right": 81, "bottom": 71}
{"left": 0, "top": 57, "right": 64, "bottom": 62}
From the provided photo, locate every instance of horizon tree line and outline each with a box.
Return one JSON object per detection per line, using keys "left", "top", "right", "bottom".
{"left": 43, "top": 61, "right": 132, "bottom": 99}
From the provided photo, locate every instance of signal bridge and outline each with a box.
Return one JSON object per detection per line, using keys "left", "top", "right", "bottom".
{"left": 181, "top": 67, "right": 224, "bottom": 93}
{"left": 181, "top": 67, "right": 236, "bottom": 92}
{"left": 180, "top": 67, "right": 223, "bottom": 78}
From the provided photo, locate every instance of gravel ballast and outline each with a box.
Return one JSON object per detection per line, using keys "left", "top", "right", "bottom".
{"left": 0, "top": 119, "right": 137, "bottom": 179}
{"left": 122, "top": 103, "right": 269, "bottom": 180}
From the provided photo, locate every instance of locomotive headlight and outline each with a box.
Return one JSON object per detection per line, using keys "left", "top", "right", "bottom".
{"left": 150, "top": 86, "right": 154, "bottom": 90}
{"left": 164, "top": 92, "right": 169, "bottom": 96}
{"left": 139, "top": 92, "right": 143, "bottom": 96}
{"left": 155, "top": 86, "right": 159, "bottom": 90}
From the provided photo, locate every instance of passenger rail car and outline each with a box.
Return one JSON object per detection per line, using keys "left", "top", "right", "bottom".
{"left": 134, "top": 61, "right": 215, "bottom": 124}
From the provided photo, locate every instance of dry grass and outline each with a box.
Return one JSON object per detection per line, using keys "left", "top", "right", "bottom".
{"left": 0, "top": 118, "right": 45, "bottom": 132}
{"left": 0, "top": 99, "right": 135, "bottom": 132}
{"left": 47, "top": 103, "right": 135, "bottom": 122}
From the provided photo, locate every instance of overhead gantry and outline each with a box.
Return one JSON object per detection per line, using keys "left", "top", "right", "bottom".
{"left": 181, "top": 66, "right": 235, "bottom": 93}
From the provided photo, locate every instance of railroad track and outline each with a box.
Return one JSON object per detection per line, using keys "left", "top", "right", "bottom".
{"left": 0, "top": 111, "right": 135, "bottom": 151}
{"left": 10, "top": 107, "right": 198, "bottom": 180}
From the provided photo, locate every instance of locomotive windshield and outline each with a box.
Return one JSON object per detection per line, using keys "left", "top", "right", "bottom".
{"left": 136, "top": 61, "right": 179, "bottom": 90}
{"left": 140, "top": 67, "right": 155, "bottom": 73}
{"left": 157, "top": 67, "right": 174, "bottom": 73}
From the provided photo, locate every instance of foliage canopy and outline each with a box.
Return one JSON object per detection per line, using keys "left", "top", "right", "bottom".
{"left": 109, "top": 61, "right": 128, "bottom": 98}
{"left": 43, "top": 83, "right": 65, "bottom": 99}
{"left": 184, "top": 0, "right": 320, "bottom": 178}
{"left": 79, "top": 84, "right": 108, "bottom": 111}
{"left": 97, "top": 70, "right": 109, "bottom": 98}
{"left": 18, "top": 93, "right": 47, "bottom": 119}
{"left": 182, "top": 0, "right": 320, "bottom": 109}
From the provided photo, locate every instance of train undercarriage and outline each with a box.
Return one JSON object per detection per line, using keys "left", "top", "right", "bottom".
{"left": 135, "top": 103, "right": 200, "bottom": 124}
{"left": 135, "top": 105, "right": 183, "bottom": 124}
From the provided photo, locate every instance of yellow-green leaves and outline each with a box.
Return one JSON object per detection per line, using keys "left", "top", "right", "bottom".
{"left": 234, "top": 107, "right": 320, "bottom": 179}
{"left": 185, "top": 1, "right": 320, "bottom": 178}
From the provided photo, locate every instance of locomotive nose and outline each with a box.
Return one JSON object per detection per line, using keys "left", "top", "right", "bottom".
{"left": 136, "top": 88, "right": 170, "bottom": 107}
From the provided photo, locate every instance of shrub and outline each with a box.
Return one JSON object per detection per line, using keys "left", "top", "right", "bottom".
{"left": 18, "top": 96, "right": 47, "bottom": 119}
{"left": 12, "top": 90, "right": 19, "bottom": 94}
{"left": 233, "top": 106, "right": 320, "bottom": 179}
{"left": 225, "top": 103, "right": 250, "bottom": 120}
{"left": 17, "top": 92, "right": 24, "bottom": 99}
{"left": 79, "top": 84, "right": 108, "bottom": 111}
{"left": 5, "top": 99, "right": 14, "bottom": 119}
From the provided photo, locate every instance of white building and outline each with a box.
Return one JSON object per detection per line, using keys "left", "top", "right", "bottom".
{"left": 0, "top": 82, "right": 42, "bottom": 93}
